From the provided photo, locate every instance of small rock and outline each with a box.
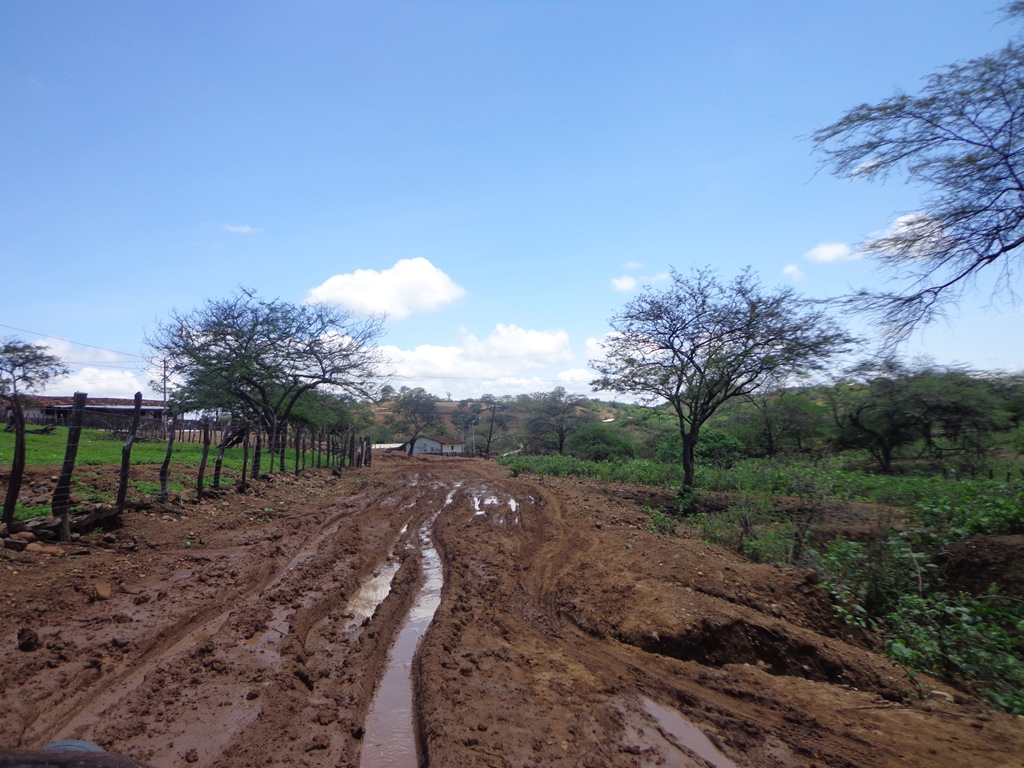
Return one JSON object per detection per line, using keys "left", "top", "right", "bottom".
{"left": 133, "top": 594, "right": 151, "bottom": 605}
{"left": 246, "top": 689, "right": 260, "bottom": 701}
{"left": 17, "top": 627, "right": 40, "bottom": 652}
{"left": 804, "top": 569, "right": 820, "bottom": 585}
{"left": 304, "top": 735, "right": 329, "bottom": 752}
{"left": 91, "top": 583, "right": 113, "bottom": 601}
{"left": 769, "top": 603, "right": 783, "bottom": 618}
{"left": 25, "top": 542, "right": 62, "bottom": 555}
{"left": 184, "top": 748, "right": 198, "bottom": 763}
{"left": 3, "top": 538, "right": 27, "bottom": 552}
{"left": 11, "top": 531, "right": 37, "bottom": 543}
{"left": 102, "top": 533, "right": 117, "bottom": 544}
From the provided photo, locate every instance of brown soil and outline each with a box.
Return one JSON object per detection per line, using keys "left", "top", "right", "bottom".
{"left": 2, "top": 455, "right": 1023, "bottom": 767}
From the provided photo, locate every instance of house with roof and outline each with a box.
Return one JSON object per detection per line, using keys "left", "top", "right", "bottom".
{"left": 399, "top": 436, "right": 465, "bottom": 456}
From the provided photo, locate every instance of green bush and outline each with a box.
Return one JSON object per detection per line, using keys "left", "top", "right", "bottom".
{"left": 654, "top": 428, "right": 744, "bottom": 468}
{"left": 563, "top": 423, "right": 637, "bottom": 462}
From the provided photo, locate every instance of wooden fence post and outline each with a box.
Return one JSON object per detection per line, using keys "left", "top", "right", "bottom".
{"left": 252, "top": 426, "right": 262, "bottom": 479}
{"left": 212, "top": 418, "right": 231, "bottom": 490}
{"left": 197, "top": 419, "right": 211, "bottom": 501}
{"left": 52, "top": 392, "right": 88, "bottom": 541}
{"left": 115, "top": 392, "right": 143, "bottom": 513}
{"left": 239, "top": 425, "right": 250, "bottom": 493}
{"left": 159, "top": 412, "right": 178, "bottom": 503}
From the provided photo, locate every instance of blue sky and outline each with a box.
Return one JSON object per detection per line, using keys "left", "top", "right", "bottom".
{"left": 2, "top": 1, "right": 1022, "bottom": 400}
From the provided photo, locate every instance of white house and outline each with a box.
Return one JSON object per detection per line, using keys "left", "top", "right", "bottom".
{"left": 400, "top": 436, "right": 465, "bottom": 456}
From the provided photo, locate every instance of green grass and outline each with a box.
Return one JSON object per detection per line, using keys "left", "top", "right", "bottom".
{"left": 0, "top": 427, "right": 248, "bottom": 469}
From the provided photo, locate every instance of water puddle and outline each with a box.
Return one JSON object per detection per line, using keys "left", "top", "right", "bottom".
{"left": 642, "top": 698, "right": 739, "bottom": 768}
{"left": 344, "top": 562, "right": 402, "bottom": 628}
{"left": 361, "top": 515, "right": 444, "bottom": 768}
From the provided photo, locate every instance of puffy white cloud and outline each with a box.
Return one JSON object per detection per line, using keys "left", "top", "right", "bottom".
{"left": 803, "top": 242, "right": 858, "bottom": 263}
{"left": 377, "top": 323, "right": 588, "bottom": 399}
{"left": 611, "top": 275, "right": 638, "bottom": 292}
{"left": 54, "top": 368, "right": 157, "bottom": 399}
{"left": 783, "top": 264, "right": 806, "bottom": 281}
{"left": 382, "top": 324, "right": 573, "bottom": 382}
{"left": 224, "top": 224, "right": 257, "bottom": 234}
{"left": 307, "top": 257, "right": 466, "bottom": 320}
{"left": 650, "top": 271, "right": 671, "bottom": 283}
{"left": 624, "top": 261, "right": 645, "bottom": 270}
{"left": 24, "top": 336, "right": 158, "bottom": 399}
{"left": 556, "top": 368, "right": 594, "bottom": 385}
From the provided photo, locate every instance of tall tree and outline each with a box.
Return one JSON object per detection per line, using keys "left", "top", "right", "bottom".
{"left": 0, "top": 339, "right": 69, "bottom": 528}
{"left": 830, "top": 359, "right": 1008, "bottom": 473}
{"left": 389, "top": 387, "right": 444, "bottom": 454}
{"left": 521, "top": 387, "right": 594, "bottom": 454}
{"left": 591, "top": 268, "right": 852, "bottom": 488}
{"left": 149, "top": 290, "right": 387, "bottom": 448}
{"left": 813, "top": 6, "right": 1024, "bottom": 341}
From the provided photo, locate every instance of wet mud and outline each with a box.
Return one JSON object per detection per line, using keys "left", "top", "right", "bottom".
{"left": 2, "top": 456, "right": 1023, "bottom": 767}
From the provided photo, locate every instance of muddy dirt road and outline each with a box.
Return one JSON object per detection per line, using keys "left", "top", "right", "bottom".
{"left": 2, "top": 455, "right": 1023, "bottom": 767}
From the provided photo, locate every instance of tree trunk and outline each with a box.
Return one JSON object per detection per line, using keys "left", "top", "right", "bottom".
{"left": 196, "top": 419, "right": 211, "bottom": 500}
{"left": 2, "top": 393, "right": 27, "bottom": 529}
{"left": 52, "top": 392, "right": 87, "bottom": 541}
{"left": 294, "top": 427, "right": 301, "bottom": 476}
{"left": 278, "top": 422, "right": 287, "bottom": 472}
{"left": 159, "top": 412, "right": 178, "bottom": 503}
{"left": 239, "top": 425, "right": 250, "bottom": 493}
{"left": 364, "top": 437, "right": 371, "bottom": 467}
{"left": 681, "top": 428, "right": 698, "bottom": 490}
{"left": 115, "top": 392, "right": 143, "bottom": 513}
{"left": 212, "top": 417, "right": 231, "bottom": 490}
{"left": 349, "top": 432, "right": 356, "bottom": 466}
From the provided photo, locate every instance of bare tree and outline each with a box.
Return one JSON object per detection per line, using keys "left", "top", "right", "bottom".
{"left": 591, "top": 268, "right": 852, "bottom": 489}
{"left": 813, "top": 6, "right": 1024, "bottom": 342}
{"left": 149, "top": 289, "right": 388, "bottom": 453}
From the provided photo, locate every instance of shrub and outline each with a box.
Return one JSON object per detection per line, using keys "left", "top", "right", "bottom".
{"left": 563, "top": 423, "right": 637, "bottom": 462}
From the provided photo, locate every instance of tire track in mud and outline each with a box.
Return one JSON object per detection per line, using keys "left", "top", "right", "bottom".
{"left": 13, "top": 474, "right": 446, "bottom": 768}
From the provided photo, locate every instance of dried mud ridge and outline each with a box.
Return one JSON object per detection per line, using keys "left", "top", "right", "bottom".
{"left": 2, "top": 456, "right": 1023, "bottom": 768}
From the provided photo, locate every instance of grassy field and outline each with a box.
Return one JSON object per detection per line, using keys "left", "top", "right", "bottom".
{"left": 0, "top": 427, "right": 248, "bottom": 469}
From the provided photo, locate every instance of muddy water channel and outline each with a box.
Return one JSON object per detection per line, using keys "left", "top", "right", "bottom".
{"left": 360, "top": 484, "right": 457, "bottom": 767}
{"left": 360, "top": 479, "right": 522, "bottom": 767}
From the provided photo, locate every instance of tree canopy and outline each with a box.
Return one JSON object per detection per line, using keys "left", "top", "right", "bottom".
{"left": 149, "top": 290, "right": 387, "bottom": 433}
{"left": 388, "top": 387, "right": 444, "bottom": 454}
{"left": 813, "top": 6, "right": 1024, "bottom": 341}
{"left": 591, "top": 268, "right": 852, "bottom": 487}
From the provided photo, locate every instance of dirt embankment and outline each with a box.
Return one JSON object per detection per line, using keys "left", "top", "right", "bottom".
{"left": 2, "top": 455, "right": 1023, "bottom": 767}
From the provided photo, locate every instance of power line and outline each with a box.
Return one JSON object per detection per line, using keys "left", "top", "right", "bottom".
{"left": 0, "top": 323, "right": 148, "bottom": 360}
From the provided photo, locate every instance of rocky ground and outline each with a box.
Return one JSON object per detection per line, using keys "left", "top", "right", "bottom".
{"left": 1, "top": 454, "right": 1023, "bottom": 767}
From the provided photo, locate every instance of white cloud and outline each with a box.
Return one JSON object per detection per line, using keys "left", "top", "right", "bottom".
{"left": 556, "top": 368, "right": 594, "bottom": 385}
{"left": 382, "top": 324, "right": 572, "bottom": 382}
{"left": 624, "top": 261, "right": 645, "bottom": 270}
{"left": 307, "top": 257, "right": 466, "bottom": 320}
{"left": 377, "top": 323, "right": 585, "bottom": 399}
{"left": 783, "top": 264, "right": 805, "bottom": 281}
{"left": 22, "top": 337, "right": 158, "bottom": 399}
{"left": 611, "top": 275, "right": 638, "bottom": 292}
{"left": 52, "top": 368, "right": 157, "bottom": 399}
{"left": 650, "top": 271, "right": 671, "bottom": 283}
{"left": 224, "top": 224, "right": 257, "bottom": 234}
{"left": 803, "top": 242, "right": 858, "bottom": 263}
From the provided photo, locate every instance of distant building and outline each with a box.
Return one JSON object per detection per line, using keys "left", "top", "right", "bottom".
{"left": 16, "top": 395, "right": 165, "bottom": 426}
{"left": 399, "top": 436, "right": 465, "bottom": 456}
